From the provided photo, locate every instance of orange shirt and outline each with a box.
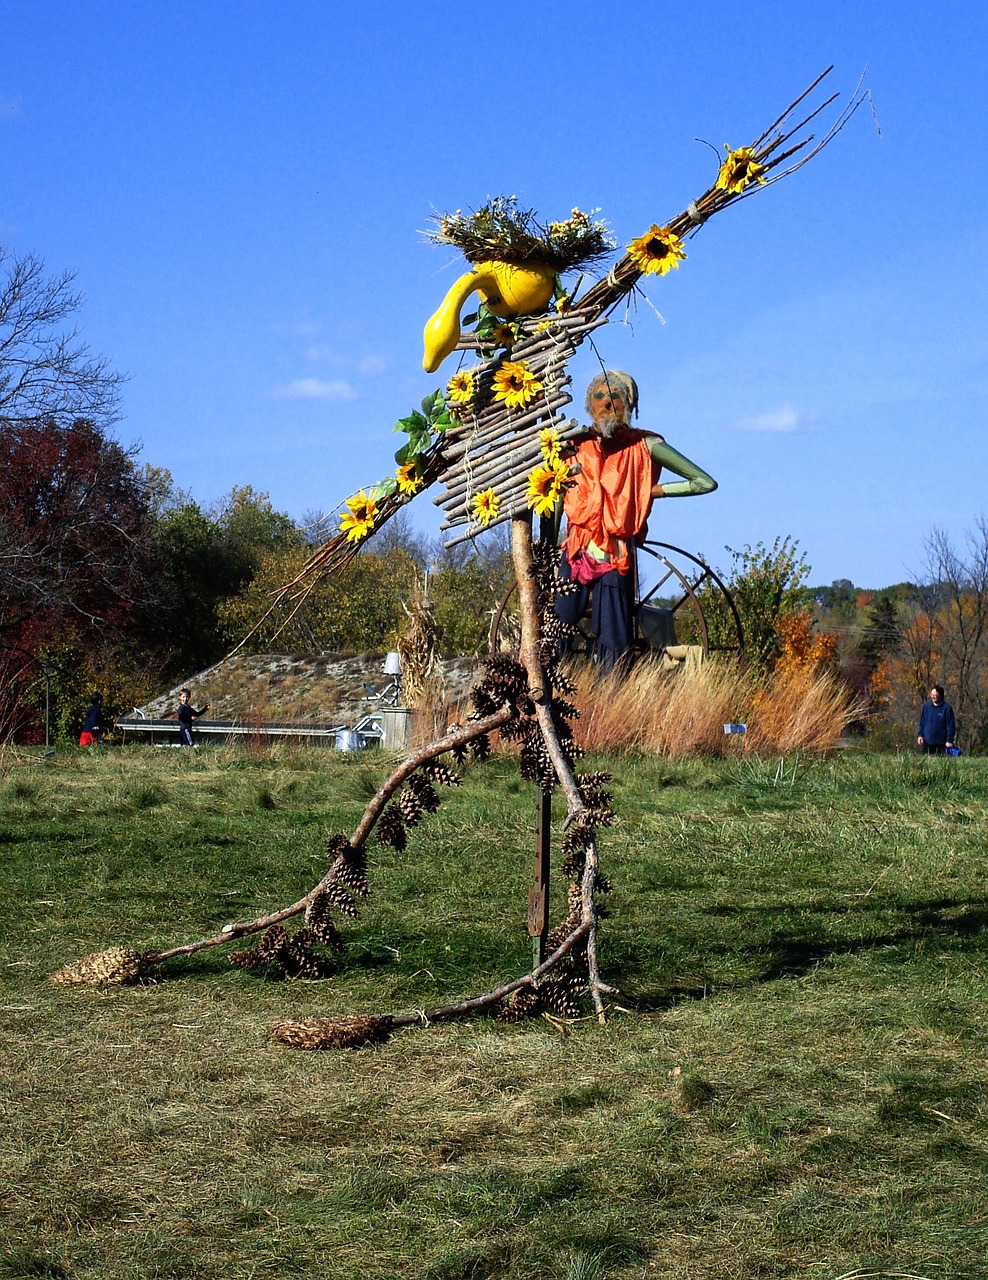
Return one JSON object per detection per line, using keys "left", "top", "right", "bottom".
{"left": 562, "top": 431, "right": 656, "bottom": 576}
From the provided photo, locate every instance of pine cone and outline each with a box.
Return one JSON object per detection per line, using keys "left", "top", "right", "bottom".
{"left": 561, "top": 848, "right": 587, "bottom": 881}
{"left": 397, "top": 787, "right": 425, "bottom": 827}
{"left": 336, "top": 848, "right": 369, "bottom": 896}
{"left": 282, "top": 928, "right": 323, "bottom": 979}
{"left": 324, "top": 882, "right": 359, "bottom": 919}
{"left": 422, "top": 760, "right": 461, "bottom": 788}
{"left": 496, "top": 987, "right": 541, "bottom": 1022}
{"left": 376, "top": 804, "right": 407, "bottom": 851}
{"left": 256, "top": 924, "right": 289, "bottom": 961}
{"left": 51, "top": 945, "right": 147, "bottom": 987}
{"left": 541, "top": 975, "right": 585, "bottom": 1018}
{"left": 270, "top": 1014, "right": 391, "bottom": 1050}
{"left": 406, "top": 773, "right": 440, "bottom": 813}
{"left": 305, "top": 892, "right": 348, "bottom": 950}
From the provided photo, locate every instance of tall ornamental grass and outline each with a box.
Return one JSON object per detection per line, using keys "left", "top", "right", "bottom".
{"left": 569, "top": 657, "right": 861, "bottom": 756}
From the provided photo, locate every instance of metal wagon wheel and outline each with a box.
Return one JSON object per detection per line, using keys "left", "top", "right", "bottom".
{"left": 634, "top": 541, "right": 745, "bottom": 662}
{"left": 489, "top": 540, "right": 744, "bottom": 662}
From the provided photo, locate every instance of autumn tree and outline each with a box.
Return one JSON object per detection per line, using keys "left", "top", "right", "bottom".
{"left": 0, "top": 417, "right": 155, "bottom": 642}
{"left": 147, "top": 482, "right": 305, "bottom": 677}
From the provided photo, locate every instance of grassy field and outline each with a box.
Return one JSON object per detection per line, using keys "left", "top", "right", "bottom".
{"left": 2, "top": 742, "right": 987, "bottom": 1279}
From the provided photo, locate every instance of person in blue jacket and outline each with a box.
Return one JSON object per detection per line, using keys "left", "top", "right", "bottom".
{"left": 79, "top": 693, "right": 106, "bottom": 747}
{"left": 917, "top": 685, "right": 956, "bottom": 755}
{"left": 176, "top": 688, "right": 210, "bottom": 747}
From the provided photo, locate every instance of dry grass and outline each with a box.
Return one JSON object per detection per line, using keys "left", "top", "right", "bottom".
{"left": 570, "top": 657, "right": 862, "bottom": 756}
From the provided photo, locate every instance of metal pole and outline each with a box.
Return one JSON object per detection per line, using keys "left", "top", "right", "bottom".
{"left": 528, "top": 787, "right": 552, "bottom": 966}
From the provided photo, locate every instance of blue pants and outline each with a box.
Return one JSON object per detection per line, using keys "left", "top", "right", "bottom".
{"left": 555, "top": 555, "right": 635, "bottom": 673}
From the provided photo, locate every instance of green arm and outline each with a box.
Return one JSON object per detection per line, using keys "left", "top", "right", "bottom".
{"left": 646, "top": 435, "right": 717, "bottom": 498}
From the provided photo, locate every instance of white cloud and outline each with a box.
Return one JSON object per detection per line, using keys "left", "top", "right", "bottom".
{"left": 735, "top": 405, "right": 801, "bottom": 433}
{"left": 305, "top": 343, "right": 341, "bottom": 364}
{"left": 275, "top": 378, "right": 358, "bottom": 402}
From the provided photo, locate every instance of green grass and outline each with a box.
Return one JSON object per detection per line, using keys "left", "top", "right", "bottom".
{"left": 2, "top": 743, "right": 987, "bottom": 1278}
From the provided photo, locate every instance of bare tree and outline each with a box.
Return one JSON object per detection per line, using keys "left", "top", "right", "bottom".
{"left": 0, "top": 246, "right": 125, "bottom": 430}
{"left": 910, "top": 519, "right": 988, "bottom": 747}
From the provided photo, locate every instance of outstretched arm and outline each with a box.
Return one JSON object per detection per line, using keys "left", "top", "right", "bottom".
{"left": 647, "top": 436, "right": 717, "bottom": 498}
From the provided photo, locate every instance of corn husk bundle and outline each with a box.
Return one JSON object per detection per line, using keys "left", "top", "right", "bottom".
{"left": 269, "top": 1014, "right": 391, "bottom": 1050}
{"left": 51, "top": 946, "right": 147, "bottom": 987}
{"left": 397, "top": 593, "right": 444, "bottom": 706}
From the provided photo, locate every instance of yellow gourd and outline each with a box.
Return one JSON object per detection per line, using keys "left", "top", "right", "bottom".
{"left": 422, "top": 259, "right": 555, "bottom": 373}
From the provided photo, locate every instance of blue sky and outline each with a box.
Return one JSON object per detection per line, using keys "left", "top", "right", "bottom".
{"left": 3, "top": 1, "right": 986, "bottom": 587}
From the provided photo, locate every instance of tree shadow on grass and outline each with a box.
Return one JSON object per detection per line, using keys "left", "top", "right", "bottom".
{"left": 613, "top": 894, "right": 988, "bottom": 1009}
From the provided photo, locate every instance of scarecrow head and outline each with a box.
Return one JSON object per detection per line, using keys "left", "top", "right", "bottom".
{"left": 585, "top": 370, "right": 639, "bottom": 438}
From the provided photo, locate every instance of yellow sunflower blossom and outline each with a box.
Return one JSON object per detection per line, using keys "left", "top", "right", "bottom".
{"left": 492, "top": 360, "right": 543, "bottom": 411}
{"left": 555, "top": 292, "right": 571, "bottom": 314}
{"left": 447, "top": 370, "right": 475, "bottom": 404}
{"left": 534, "top": 318, "right": 553, "bottom": 334}
{"left": 491, "top": 321, "right": 519, "bottom": 348}
{"left": 539, "top": 427, "right": 561, "bottom": 466}
{"left": 396, "top": 460, "right": 423, "bottom": 496}
{"left": 526, "top": 462, "right": 568, "bottom": 518}
{"left": 626, "top": 224, "right": 687, "bottom": 277}
{"left": 471, "top": 487, "right": 501, "bottom": 527}
{"left": 338, "top": 490, "right": 378, "bottom": 544}
{"left": 715, "top": 144, "right": 767, "bottom": 195}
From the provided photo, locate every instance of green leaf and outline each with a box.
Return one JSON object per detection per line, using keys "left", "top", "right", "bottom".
{"left": 421, "top": 389, "right": 446, "bottom": 423}
{"left": 395, "top": 410, "right": 428, "bottom": 435}
{"left": 461, "top": 311, "right": 478, "bottom": 326}
{"left": 370, "top": 476, "right": 398, "bottom": 502}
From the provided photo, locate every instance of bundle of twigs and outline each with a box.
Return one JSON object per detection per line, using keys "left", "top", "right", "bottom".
{"left": 575, "top": 65, "right": 868, "bottom": 318}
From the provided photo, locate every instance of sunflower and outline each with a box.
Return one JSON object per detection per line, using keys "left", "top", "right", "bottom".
{"left": 338, "top": 490, "right": 378, "bottom": 543}
{"left": 526, "top": 462, "right": 568, "bottom": 518}
{"left": 471, "top": 487, "right": 501, "bottom": 527}
{"left": 539, "top": 427, "right": 561, "bottom": 466}
{"left": 491, "top": 321, "right": 519, "bottom": 349}
{"left": 396, "top": 460, "right": 423, "bottom": 496}
{"left": 715, "top": 144, "right": 767, "bottom": 195}
{"left": 626, "top": 224, "right": 687, "bottom": 277}
{"left": 492, "top": 361, "right": 543, "bottom": 411}
{"left": 446, "top": 370, "right": 475, "bottom": 405}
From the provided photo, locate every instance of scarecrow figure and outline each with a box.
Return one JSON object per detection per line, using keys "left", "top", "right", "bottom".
{"left": 556, "top": 369, "right": 716, "bottom": 671}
